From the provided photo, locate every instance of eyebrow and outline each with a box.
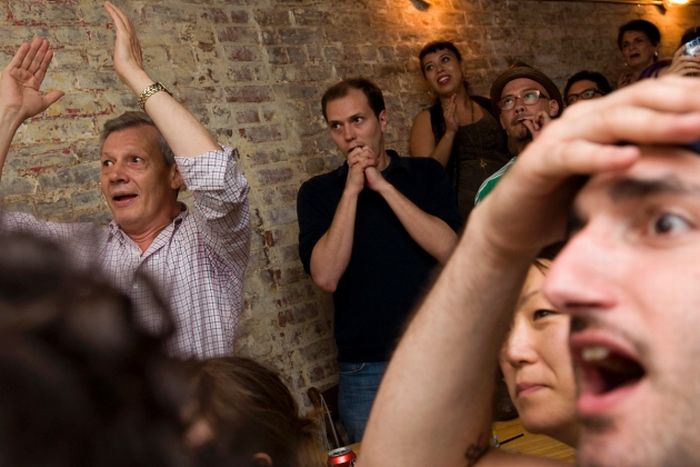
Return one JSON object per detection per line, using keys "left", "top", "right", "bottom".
{"left": 566, "top": 175, "right": 700, "bottom": 235}
{"left": 328, "top": 112, "right": 364, "bottom": 127}
{"left": 501, "top": 88, "right": 541, "bottom": 98}
{"left": 515, "top": 289, "right": 539, "bottom": 309}
{"left": 608, "top": 176, "right": 700, "bottom": 202}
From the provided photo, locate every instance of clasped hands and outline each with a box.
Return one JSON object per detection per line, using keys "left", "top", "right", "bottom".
{"left": 345, "top": 146, "right": 389, "bottom": 194}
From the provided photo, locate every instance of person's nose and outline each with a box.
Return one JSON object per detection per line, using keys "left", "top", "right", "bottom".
{"left": 342, "top": 124, "right": 356, "bottom": 142}
{"left": 513, "top": 96, "right": 527, "bottom": 114}
{"left": 502, "top": 322, "right": 538, "bottom": 369}
{"left": 107, "top": 161, "right": 129, "bottom": 184}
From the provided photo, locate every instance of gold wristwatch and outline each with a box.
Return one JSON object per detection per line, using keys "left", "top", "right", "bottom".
{"left": 137, "top": 82, "right": 171, "bottom": 110}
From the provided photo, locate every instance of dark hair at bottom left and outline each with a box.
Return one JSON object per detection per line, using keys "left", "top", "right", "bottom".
{"left": 0, "top": 229, "right": 194, "bottom": 467}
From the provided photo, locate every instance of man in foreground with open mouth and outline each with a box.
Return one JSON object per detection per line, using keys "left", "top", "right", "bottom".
{"left": 358, "top": 75, "right": 700, "bottom": 467}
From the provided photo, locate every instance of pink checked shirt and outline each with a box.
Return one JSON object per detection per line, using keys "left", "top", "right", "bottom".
{"left": 2, "top": 146, "right": 250, "bottom": 358}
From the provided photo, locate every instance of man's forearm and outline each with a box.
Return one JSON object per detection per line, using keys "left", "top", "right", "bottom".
{"left": 359, "top": 219, "right": 532, "bottom": 467}
{"left": 378, "top": 183, "right": 457, "bottom": 263}
{"left": 125, "top": 70, "right": 220, "bottom": 157}
{"left": 309, "top": 190, "right": 359, "bottom": 293}
{"left": 106, "top": 1, "right": 219, "bottom": 158}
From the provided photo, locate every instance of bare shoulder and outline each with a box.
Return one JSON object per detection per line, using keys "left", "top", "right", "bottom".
{"left": 409, "top": 109, "right": 435, "bottom": 156}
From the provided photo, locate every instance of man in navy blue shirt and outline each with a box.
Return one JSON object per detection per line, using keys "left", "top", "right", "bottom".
{"left": 297, "top": 78, "right": 461, "bottom": 443}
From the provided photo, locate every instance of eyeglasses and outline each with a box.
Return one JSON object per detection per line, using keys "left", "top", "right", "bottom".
{"left": 498, "top": 89, "right": 548, "bottom": 111}
{"left": 566, "top": 87, "right": 603, "bottom": 105}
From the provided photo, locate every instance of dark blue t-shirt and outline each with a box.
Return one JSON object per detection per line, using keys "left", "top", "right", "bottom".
{"left": 297, "top": 150, "right": 461, "bottom": 362}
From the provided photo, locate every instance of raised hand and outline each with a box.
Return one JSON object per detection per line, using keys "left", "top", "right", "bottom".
{"left": 521, "top": 110, "right": 552, "bottom": 140}
{"left": 659, "top": 44, "right": 700, "bottom": 78}
{"left": 0, "top": 37, "right": 64, "bottom": 124}
{"left": 477, "top": 76, "right": 700, "bottom": 257}
{"left": 442, "top": 94, "right": 458, "bottom": 133}
{"left": 104, "top": 1, "right": 147, "bottom": 90}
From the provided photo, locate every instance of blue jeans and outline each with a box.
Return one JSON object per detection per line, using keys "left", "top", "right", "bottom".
{"left": 337, "top": 361, "right": 388, "bottom": 443}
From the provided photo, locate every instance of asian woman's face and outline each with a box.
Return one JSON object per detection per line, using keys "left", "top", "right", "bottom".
{"left": 499, "top": 263, "right": 577, "bottom": 442}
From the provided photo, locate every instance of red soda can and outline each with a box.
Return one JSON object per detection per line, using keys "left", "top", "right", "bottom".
{"left": 327, "top": 446, "right": 357, "bottom": 466}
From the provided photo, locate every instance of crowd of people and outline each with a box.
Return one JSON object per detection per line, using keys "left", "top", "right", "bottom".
{"left": 1, "top": 2, "right": 700, "bottom": 466}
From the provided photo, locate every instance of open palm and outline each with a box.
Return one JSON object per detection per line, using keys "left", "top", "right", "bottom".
{"left": 0, "top": 37, "right": 63, "bottom": 122}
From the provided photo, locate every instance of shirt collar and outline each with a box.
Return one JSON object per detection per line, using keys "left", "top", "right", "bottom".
{"left": 107, "top": 203, "right": 188, "bottom": 243}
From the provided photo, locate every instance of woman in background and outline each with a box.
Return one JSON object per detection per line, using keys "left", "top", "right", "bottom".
{"left": 616, "top": 19, "right": 667, "bottom": 87}
{"left": 410, "top": 41, "right": 509, "bottom": 219}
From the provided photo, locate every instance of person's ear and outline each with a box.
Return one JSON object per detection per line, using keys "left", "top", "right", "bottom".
{"left": 548, "top": 99, "right": 560, "bottom": 117}
{"left": 379, "top": 109, "right": 388, "bottom": 133}
{"left": 169, "top": 165, "right": 184, "bottom": 190}
{"left": 251, "top": 452, "right": 273, "bottom": 466}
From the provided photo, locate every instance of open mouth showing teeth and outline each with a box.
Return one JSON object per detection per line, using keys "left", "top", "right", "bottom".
{"left": 113, "top": 194, "right": 137, "bottom": 202}
{"left": 580, "top": 345, "right": 645, "bottom": 395}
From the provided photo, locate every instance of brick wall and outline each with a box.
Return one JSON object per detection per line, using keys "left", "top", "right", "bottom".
{"left": 1, "top": 0, "right": 697, "bottom": 409}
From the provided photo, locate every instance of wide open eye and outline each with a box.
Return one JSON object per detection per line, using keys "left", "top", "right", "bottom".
{"left": 650, "top": 212, "right": 692, "bottom": 236}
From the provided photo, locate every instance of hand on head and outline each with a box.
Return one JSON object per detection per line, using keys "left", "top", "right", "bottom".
{"left": 475, "top": 76, "right": 700, "bottom": 257}
{"left": 0, "top": 37, "right": 64, "bottom": 125}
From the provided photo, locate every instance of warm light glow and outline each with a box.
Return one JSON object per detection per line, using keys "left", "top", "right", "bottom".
{"left": 662, "top": 0, "right": 689, "bottom": 7}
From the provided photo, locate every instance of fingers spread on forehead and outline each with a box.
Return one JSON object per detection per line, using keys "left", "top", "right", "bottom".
{"left": 573, "top": 77, "right": 700, "bottom": 120}
{"left": 540, "top": 139, "right": 640, "bottom": 182}
{"left": 553, "top": 105, "right": 700, "bottom": 148}
{"left": 545, "top": 83, "right": 700, "bottom": 149}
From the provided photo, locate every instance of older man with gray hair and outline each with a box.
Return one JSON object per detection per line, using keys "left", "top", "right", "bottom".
{"left": 0, "top": 2, "right": 250, "bottom": 358}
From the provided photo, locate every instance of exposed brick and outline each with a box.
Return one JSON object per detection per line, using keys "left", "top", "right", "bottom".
{"left": 235, "top": 108, "right": 260, "bottom": 124}
{"left": 2, "top": 0, "right": 698, "bottom": 416}
{"left": 225, "top": 85, "right": 273, "bottom": 103}
{"left": 238, "top": 124, "right": 284, "bottom": 143}
{"left": 203, "top": 8, "right": 230, "bottom": 23}
{"left": 229, "top": 10, "right": 250, "bottom": 24}
{"left": 217, "top": 26, "right": 259, "bottom": 43}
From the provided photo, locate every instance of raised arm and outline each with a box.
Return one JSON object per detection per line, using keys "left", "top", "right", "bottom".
{"left": 359, "top": 77, "right": 700, "bottom": 467}
{"left": 0, "top": 38, "right": 63, "bottom": 178}
{"left": 658, "top": 44, "right": 700, "bottom": 78}
{"left": 104, "top": 1, "right": 218, "bottom": 156}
